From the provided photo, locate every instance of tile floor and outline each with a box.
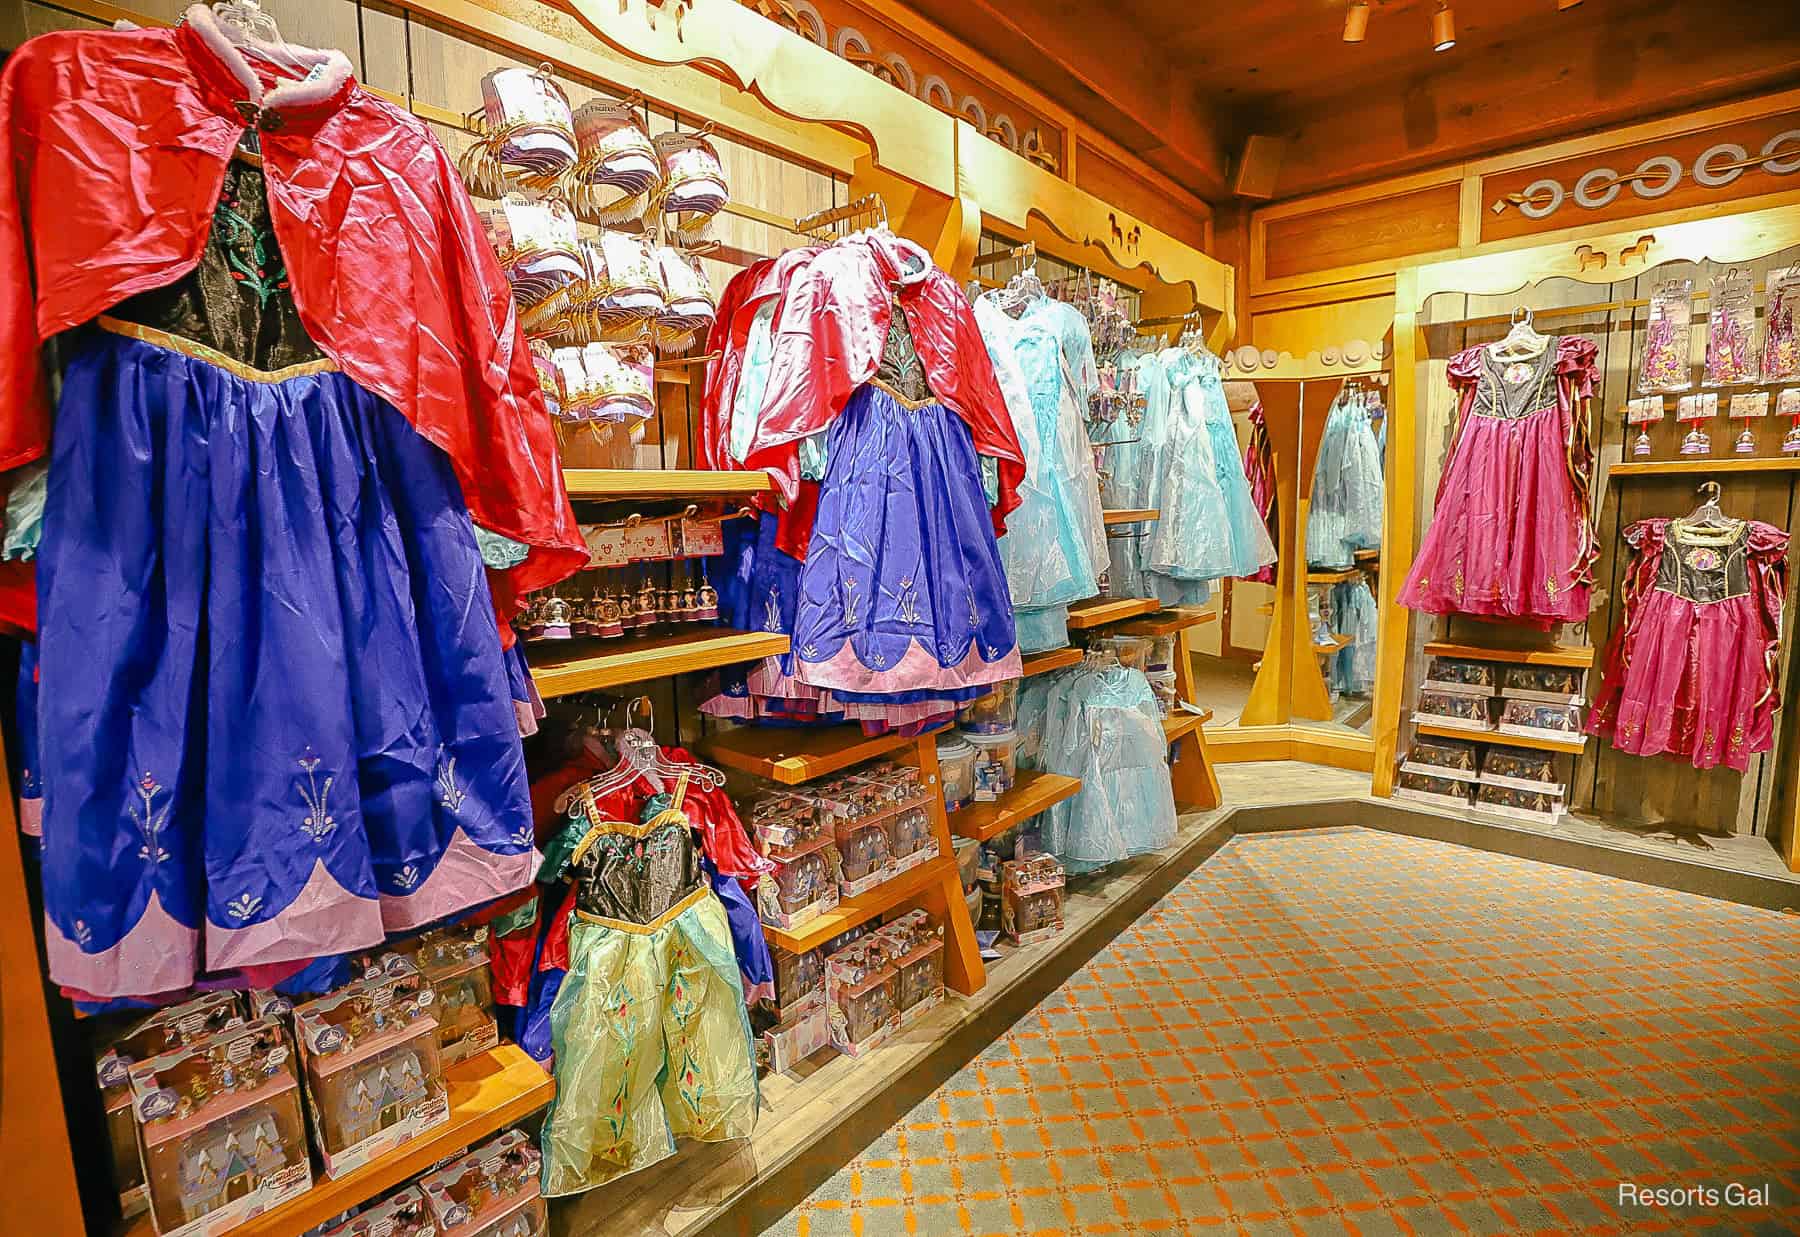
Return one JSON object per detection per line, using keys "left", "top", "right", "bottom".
{"left": 766, "top": 827, "right": 1800, "bottom": 1236}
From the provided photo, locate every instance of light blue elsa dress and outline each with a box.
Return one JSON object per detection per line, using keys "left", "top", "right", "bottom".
{"left": 1016, "top": 663, "right": 1177, "bottom": 873}
{"left": 1149, "top": 348, "right": 1276, "bottom": 588}
{"left": 1307, "top": 392, "right": 1384, "bottom": 569}
{"left": 974, "top": 293, "right": 1107, "bottom": 652}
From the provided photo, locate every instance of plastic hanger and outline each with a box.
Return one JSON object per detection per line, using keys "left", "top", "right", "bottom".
{"left": 1490, "top": 307, "right": 1549, "bottom": 360}
{"left": 1684, "top": 480, "right": 1735, "bottom": 531}
{"left": 211, "top": 1, "right": 315, "bottom": 77}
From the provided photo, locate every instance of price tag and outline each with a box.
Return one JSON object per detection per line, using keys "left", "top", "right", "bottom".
{"left": 678, "top": 518, "right": 725, "bottom": 557}
{"left": 1625, "top": 396, "right": 1664, "bottom": 425}
{"left": 1729, "top": 391, "right": 1770, "bottom": 419}
{"left": 622, "top": 519, "right": 672, "bottom": 561}
{"left": 583, "top": 524, "right": 629, "bottom": 568}
{"left": 1676, "top": 393, "right": 1718, "bottom": 422}
{"left": 1779, "top": 388, "right": 1800, "bottom": 417}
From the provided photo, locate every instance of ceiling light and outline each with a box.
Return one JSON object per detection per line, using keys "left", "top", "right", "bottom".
{"left": 1343, "top": 2, "right": 1369, "bottom": 42}
{"left": 1432, "top": 3, "right": 1456, "bottom": 51}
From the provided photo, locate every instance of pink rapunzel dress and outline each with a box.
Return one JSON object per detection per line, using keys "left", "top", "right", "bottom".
{"left": 1398, "top": 336, "right": 1599, "bottom": 628}
{"left": 1588, "top": 518, "right": 1788, "bottom": 772}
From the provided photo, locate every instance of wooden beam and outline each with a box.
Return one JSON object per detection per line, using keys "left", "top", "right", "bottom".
{"left": 1262, "top": 3, "right": 1800, "bottom": 199}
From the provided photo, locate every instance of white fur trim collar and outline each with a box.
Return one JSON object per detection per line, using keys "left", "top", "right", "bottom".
{"left": 181, "top": 3, "right": 355, "bottom": 111}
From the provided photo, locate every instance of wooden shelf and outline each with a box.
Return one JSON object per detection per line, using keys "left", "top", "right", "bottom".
{"left": 563, "top": 469, "right": 772, "bottom": 500}
{"left": 1423, "top": 640, "right": 1595, "bottom": 668}
{"left": 1101, "top": 508, "right": 1159, "bottom": 524}
{"left": 764, "top": 853, "right": 959, "bottom": 953}
{"left": 704, "top": 724, "right": 922, "bottom": 785}
{"left": 1021, "top": 646, "right": 1083, "bottom": 677}
{"left": 1163, "top": 709, "right": 1213, "bottom": 742}
{"left": 948, "top": 770, "right": 1082, "bottom": 842}
{"left": 1414, "top": 720, "right": 1587, "bottom": 754}
{"left": 1611, "top": 458, "right": 1800, "bottom": 478}
{"left": 530, "top": 629, "right": 789, "bottom": 698}
{"left": 1353, "top": 549, "right": 1382, "bottom": 566}
{"left": 1307, "top": 567, "right": 1361, "bottom": 584}
{"left": 1314, "top": 633, "right": 1354, "bottom": 656}
{"left": 1114, "top": 606, "right": 1217, "bottom": 637}
{"left": 121, "top": 1045, "right": 554, "bottom": 1237}
{"left": 1065, "top": 597, "right": 1162, "bottom": 629}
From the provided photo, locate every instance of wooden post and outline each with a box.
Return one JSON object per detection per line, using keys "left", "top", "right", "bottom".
{"left": 1242, "top": 377, "right": 1341, "bottom": 725}
{"left": 0, "top": 752, "right": 85, "bottom": 1235}
{"left": 907, "top": 735, "right": 985, "bottom": 995}
{"left": 1371, "top": 275, "right": 1421, "bottom": 797}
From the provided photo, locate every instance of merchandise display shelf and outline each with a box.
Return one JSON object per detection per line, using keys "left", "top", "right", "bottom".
{"left": 1101, "top": 508, "right": 1159, "bottom": 524}
{"left": 119, "top": 1045, "right": 554, "bottom": 1237}
{"left": 1114, "top": 607, "right": 1217, "bottom": 638}
{"left": 1306, "top": 567, "right": 1361, "bottom": 584}
{"left": 1414, "top": 720, "right": 1587, "bottom": 754}
{"left": 530, "top": 629, "right": 789, "bottom": 698}
{"left": 948, "top": 771, "right": 1082, "bottom": 842}
{"left": 1065, "top": 597, "right": 1162, "bottom": 629}
{"left": 705, "top": 725, "right": 924, "bottom": 785}
{"left": 563, "top": 469, "right": 772, "bottom": 499}
{"left": 1422, "top": 640, "right": 1594, "bottom": 667}
{"left": 1353, "top": 548, "right": 1381, "bottom": 566}
{"left": 763, "top": 853, "right": 960, "bottom": 954}
{"left": 1163, "top": 709, "right": 1213, "bottom": 743}
{"left": 1314, "top": 633, "right": 1354, "bottom": 656}
{"left": 1610, "top": 458, "right": 1800, "bottom": 478}
{"left": 1021, "top": 646, "right": 1084, "bottom": 677}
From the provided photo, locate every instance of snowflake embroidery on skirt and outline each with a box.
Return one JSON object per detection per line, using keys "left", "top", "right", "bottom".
{"left": 434, "top": 751, "right": 466, "bottom": 813}
{"left": 296, "top": 751, "right": 337, "bottom": 842}
{"left": 131, "top": 770, "right": 172, "bottom": 864}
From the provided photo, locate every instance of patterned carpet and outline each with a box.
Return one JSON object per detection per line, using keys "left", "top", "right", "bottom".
{"left": 766, "top": 827, "right": 1800, "bottom": 1236}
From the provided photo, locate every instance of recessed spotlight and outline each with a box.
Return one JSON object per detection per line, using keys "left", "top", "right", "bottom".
{"left": 1343, "top": 1, "right": 1370, "bottom": 42}
{"left": 1432, "top": 3, "right": 1456, "bottom": 51}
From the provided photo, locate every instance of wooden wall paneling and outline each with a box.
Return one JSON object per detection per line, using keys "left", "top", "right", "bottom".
{"left": 14, "top": 0, "right": 107, "bottom": 39}
{"left": 359, "top": 1, "right": 412, "bottom": 98}
{"left": 1259, "top": 181, "right": 1462, "bottom": 288}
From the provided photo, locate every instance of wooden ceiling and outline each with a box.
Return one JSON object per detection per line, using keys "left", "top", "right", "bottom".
{"left": 891, "top": 0, "right": 1800, "bottom": 202}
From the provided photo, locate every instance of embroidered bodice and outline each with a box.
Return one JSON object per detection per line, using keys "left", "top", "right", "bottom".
{"left": 568, "top": 785, "right": 704, "bottom": 925}
{"left": 872, "top": 304, "right": 934, "bottom": 404}
{"left": 113, "top": 159, "right": 324, "bottom": 371}
{"left": 1655, "top": 520, "right": 1752, "bottom": 604}
{"left": 1471, "top": 342, "right": 1560, "bottom": 420}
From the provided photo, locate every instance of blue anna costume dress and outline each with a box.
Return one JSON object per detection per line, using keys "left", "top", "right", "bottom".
{"left": 0, "top": 14, "right": 588, "bottom": 998}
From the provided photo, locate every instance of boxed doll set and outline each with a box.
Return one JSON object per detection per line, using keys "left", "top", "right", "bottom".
{"left": 317, "top": 1185, "right": 438, "bottom": 1237}
{"left": 876, "top": 909, "right": 945, "bottom": 1026}
{"left": 95, "top": 991, "right": 248, "bottom": 1217}
{"left": 294, "top": 962, "right": 450, "bottom": 1179}
{"left": 127, "top": 1016, "right": 312, "bottom": 1236}
{"left": 1000, "top": 855, "right": 1066, "bottom": 947}
{"left": 1478, "top": 745, "right": 1565, "bottom": 795}
{"left": 756, "top": 836, "right": 840, "bottom": 929}
{"left": 763, "top": 944, "right": 830, "bottom": 1071}
{"left": 1411, "top": 688, "right": 1494, "bottom": 733}
{"left": 1393, "top": 767, "right": 1477, "bottom": 810}
{"left": 1471, "top": 780, "right": 1564, "bottom": 824}
{"left": 1497, "top": 664, "right": 1585, "bottom": 704}
{"left": 1421, "top": 656, "right": 1498, "bottom": 696}
{"left": 1397, "top": 735, "right": 1480, "bottom": 784}
{"left": 418, "top": 1128, "right": 544, "bottom": 1237}
{"left": 1495, "top": 696, "right": 1586, "bottom": 745}
{"left": 824, "top": 936, "right": 900, "bottom": 1057}
{"left": 361, "top": 921, "right": 500, "bottom": 1066}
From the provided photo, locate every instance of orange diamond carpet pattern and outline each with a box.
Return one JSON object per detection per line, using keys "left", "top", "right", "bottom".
{"left": 769, "top": 827, "right": 1800, "bottom": 1235}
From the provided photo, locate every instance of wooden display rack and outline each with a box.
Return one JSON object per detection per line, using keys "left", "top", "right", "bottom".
{"left": 119, "top": 1046, "right": 555, "bottom": 1237}
{"left": 3, "top": 0, "right": 1238, "bottom": 1230}
{"left": 1374, "top": 201, "right": 1800, "bottom": 873}
{"left": 705, "top": 725, "right": 987, "bottom": 996}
